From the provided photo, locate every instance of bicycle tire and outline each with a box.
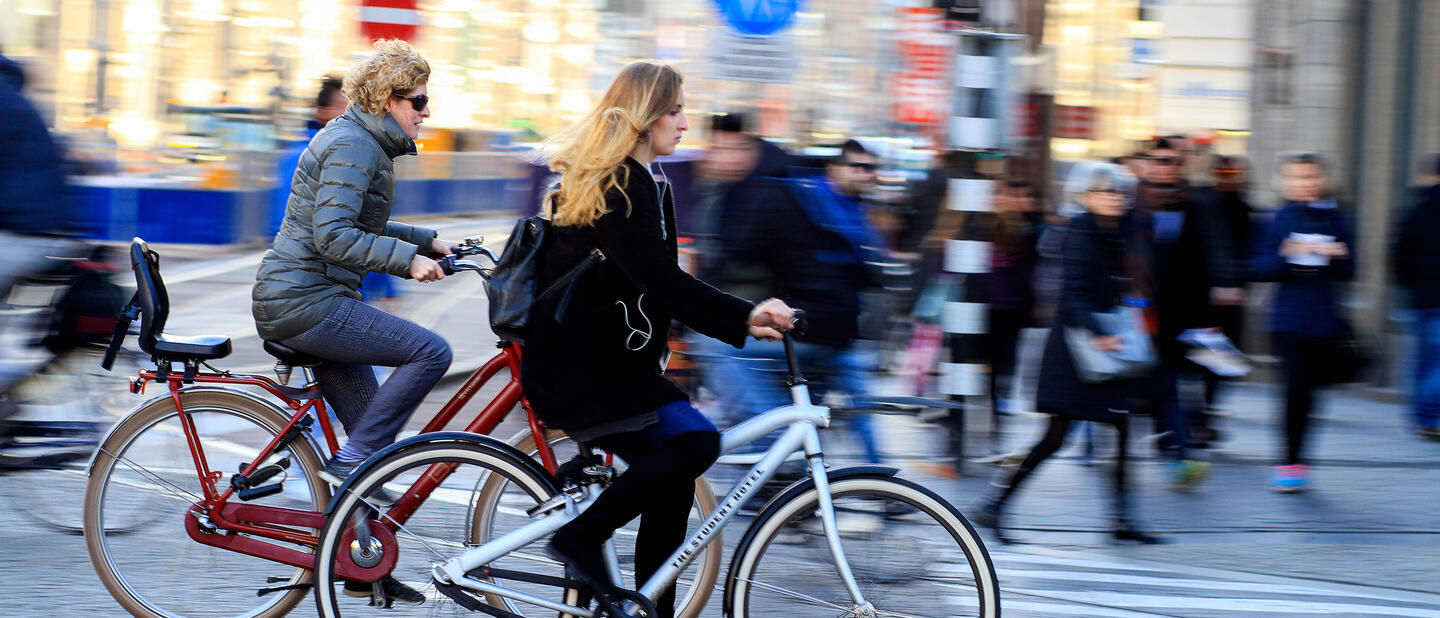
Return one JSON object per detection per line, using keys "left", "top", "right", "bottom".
{"left": 482, "top": 428, "right": 722, "bottom": 617}
{"left": 83, "top": 388, "right": 331, "bottom": 618}
{"left": 726, "top": 474, "right": 1000, "bottom": 618}
{"left": 2, "top": 348, "right": 146, "bottom": 533}
{"left": 314, "top": 436, "right": 578, "bottom": 618}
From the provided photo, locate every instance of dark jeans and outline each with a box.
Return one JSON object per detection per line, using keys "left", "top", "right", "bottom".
{"left": 1274, "top": 334, "right": 1327, "bottom": 465}
{"left": 559, "top": 403, "right": 720, "bottom": 618}
{"left": 1414, "top": 308, "right": 1440, "bottom": 430}
{"left": 281, "top": 298, "right": 452, "bottom": 462}
{"left": 987, "top": 308, "right": 1027, "bottom": 439}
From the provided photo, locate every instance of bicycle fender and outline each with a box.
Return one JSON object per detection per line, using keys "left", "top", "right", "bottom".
{"left": 722, "top": 465, "right": 898, "bottom": 617}
{"left": 323, "top": 431, "right": 559, "bottom": 515}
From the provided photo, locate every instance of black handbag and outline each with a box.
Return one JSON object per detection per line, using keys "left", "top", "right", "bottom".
{"left": 486, "top": 215, "right": 604, "bottom": 345}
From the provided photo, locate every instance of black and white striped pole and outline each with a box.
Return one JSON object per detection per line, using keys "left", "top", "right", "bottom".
{"left": 938, "top": 175, "right": 994, "bottom": 470}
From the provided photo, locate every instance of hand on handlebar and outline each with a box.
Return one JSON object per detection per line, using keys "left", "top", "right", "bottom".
{"left": 747, "top": 298, "right": 796, "bottom": 341}
{"left": 430, "top": 238, "right": 460, "bottom": 256}
{"left": 410, "top": 254, "right": 446, "bottom": 282}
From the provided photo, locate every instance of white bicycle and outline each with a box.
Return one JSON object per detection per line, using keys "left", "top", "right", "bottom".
{"left": 312, "top": 317, "right": 1001, "bottom": 617}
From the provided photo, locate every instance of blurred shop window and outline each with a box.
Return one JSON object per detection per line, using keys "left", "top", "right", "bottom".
{"left": 1258, "top": 50, "right": 1294, "bottom": 106}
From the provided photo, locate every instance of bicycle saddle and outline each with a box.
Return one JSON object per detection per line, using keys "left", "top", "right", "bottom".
{"left": 262, "top": 341, "right": 323, "bottom": 367}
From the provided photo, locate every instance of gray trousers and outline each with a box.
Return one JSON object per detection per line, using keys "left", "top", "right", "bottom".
{"left": 281, "top": 298, "right": 452, "bottom": 462}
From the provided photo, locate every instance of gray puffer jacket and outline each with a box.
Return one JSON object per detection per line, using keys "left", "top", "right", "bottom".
{"left": 252, "top": 106, "right": 437, "bottom": 341}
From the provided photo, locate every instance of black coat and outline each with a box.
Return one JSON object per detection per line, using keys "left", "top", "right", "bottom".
{"left": 1135, "top": 182, "right": 1236, "bottom": 362}
{"left": 521, "top": 157, "right": 754, "bottom": 434}
{"left": 722, "top": 177, "right": 876, "bottom": 347}
{"left": 1395, "top": 185, "right": 1440, "bottom": 310}
{"left": 0, "top": 55, "right": 70, "bottom": 236}
{"left": 1035, "top": 212, "right": 1144, "bottom": 422}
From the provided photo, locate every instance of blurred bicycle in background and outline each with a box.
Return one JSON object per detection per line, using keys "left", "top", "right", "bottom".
{"left": 0, "top": 243, "right": 148, "bottom": 533}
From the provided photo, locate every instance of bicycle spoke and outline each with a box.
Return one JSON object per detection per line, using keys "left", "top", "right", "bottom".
{"left": 737, "top": 577, "right": 849, "bottom": 611}
{"left": 106, "top": 446, "right": 205, "bottom": 504}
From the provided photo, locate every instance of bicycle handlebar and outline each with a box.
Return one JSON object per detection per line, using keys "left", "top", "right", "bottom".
{"left": 781, "top": 309, "right": 808, "bottom": 386}
{"left": 437, "top": 235, "right": 499, "bottom": 279}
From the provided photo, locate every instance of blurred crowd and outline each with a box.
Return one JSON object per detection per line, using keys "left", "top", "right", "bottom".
{"left": 681, "top": 111, "right": 1440, "bottom": 541}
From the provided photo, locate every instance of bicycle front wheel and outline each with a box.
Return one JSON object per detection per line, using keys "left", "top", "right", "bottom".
{"left": 314, "top": 437, "right": 578, "bottom": 618}
{"left": 727, "top": 474, "right": 1000, "bottom": 618}
{"left": 83, "top": 389, "right": 330, "bottom": 618}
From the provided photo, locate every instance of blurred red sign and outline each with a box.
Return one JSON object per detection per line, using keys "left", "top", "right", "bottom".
{"left": 1013, "top": 102, "right": 1038, "bottom": 137}
{"left": 894, "top": 8, "right": 955, "bottom": 125}
{"left": 1054, "top": 105, "right": 1096, "bottom": 140}
{"left": 360, "top": 0, "right": 420, "bottom": 43}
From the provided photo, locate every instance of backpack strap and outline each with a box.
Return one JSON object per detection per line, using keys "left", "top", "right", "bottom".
{"left": 544, "top": 249, "right": 606, "bottom": 323}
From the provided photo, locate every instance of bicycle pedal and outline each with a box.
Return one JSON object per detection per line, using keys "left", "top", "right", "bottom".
{"left": 237, "top": 483, "right": 284, "bottom": 501}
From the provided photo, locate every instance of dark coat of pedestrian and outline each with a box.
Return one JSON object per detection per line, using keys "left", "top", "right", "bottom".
{"left": 0, "top": 54, "right": 70, "bottom": 236}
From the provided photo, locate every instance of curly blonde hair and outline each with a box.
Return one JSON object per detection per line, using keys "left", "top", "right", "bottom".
{"left": 342, "top": 39, "right": 431, "bottom": 117}
{"left": 544, "top": 61, "right": 683, "bottom": 227}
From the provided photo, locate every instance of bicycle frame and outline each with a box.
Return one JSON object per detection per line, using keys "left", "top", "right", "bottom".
{"left": 433, "top": 380, "right": 874, "bottom": 615}
{"left": 106, "top": 342, "right": 552, "bottom": 574}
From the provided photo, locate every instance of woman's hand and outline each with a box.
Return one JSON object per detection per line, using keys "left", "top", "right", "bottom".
{"left": 1318, "top": 241, "right": 1349, "bottom": 258}
{"left": 1278, "top": 237, "right": 1310, "bottom": 258}
{"left": 410, "top": 254, "right": 446, "bottom": 282}
{"left": 747, "top": 298, "right": 796, "bottom": 341}
{"left": 430, "top": 238, "right": 460, "bottom": 256}
{"left": 1092, "top": 335, "right": 1123, "bottom": 352}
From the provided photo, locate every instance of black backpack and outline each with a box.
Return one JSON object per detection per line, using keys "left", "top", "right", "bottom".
{"left": 486, "top": 214, "right": 604, "bottom": 345}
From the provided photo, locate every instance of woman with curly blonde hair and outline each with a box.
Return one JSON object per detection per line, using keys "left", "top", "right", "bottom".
{"left": 251, "top": 39, "right": 456, "bottom": 605}
{"left": 521, "top": 61, "right": 795, "bottom": 617}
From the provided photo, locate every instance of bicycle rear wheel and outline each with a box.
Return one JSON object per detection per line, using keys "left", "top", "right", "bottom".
{"left": 314, "top": 436, "right": 579, "bottom": 618}
{"left": 483, "top": 428, "right": 723, "bottom": 617}
{"left": 83, "top": 389, "right": 330, "bottom": 618}
{"left": 726, "top": 474, "right": 1000, "bottom": 618}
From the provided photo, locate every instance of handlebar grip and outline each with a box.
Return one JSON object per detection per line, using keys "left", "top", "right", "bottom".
{"left": 438, "top": 255, "right": 457, "bottom": 276}
{"left": 789, "top": 309, "right": 808, "bottom": 338}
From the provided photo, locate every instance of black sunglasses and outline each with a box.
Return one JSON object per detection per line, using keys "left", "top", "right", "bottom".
{"left": 1149, "top": 156, "right": 1181, "bottom": 166}
{"left": 846, "top": 161, "right": 878, "bottom": 172}
{"left": 392, "top": 93, "right": 429, "bottom": 112}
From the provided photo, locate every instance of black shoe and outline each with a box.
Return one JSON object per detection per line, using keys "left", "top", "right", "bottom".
{"left": 1112, "top": 525, "right": 1167, "bottom": 545}
{"left": 969, "top": 499, "right": 1017, "bottom": 545}
{"left": 343, "top": 575, "right": 425, "bottom": 606}
{"left": 320, "top": 459, "right": 400, "bottom": 507}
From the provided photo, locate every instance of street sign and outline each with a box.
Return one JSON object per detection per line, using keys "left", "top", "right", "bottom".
{"left": 710, "top": 29, "right": 796, "bottom": 84}
{"left": 712, "top": 0, "right": 799, "bottom": 36}
{"left": 360, "top": 0, "right": 420, "bottom": 43}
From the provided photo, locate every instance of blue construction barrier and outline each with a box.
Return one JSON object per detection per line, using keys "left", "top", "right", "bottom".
{"left": 72, "top": 175, "right": 530, "bottom": 245}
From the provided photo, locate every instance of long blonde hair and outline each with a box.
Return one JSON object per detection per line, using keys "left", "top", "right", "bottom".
{"left": 544, "top": 61, "right": 683, "bottom": 227}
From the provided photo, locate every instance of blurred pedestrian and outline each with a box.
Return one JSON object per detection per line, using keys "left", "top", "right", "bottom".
{"left": 972, "top": 163, "right": 1163, "bottom": 545}
{"left": 252, "top": 41, "right": 459, "bottom": 605}
{"left": 984, "top": 180, "right": 1040, "bottom": 418}
{"left": 1392, "top": 154, "right": 1440, "bottom": 440}
{"left": 723, "top": 139, "right": 890, "bottom": 464}
{"left": 1193, "top": 155, "right": 1254, "bottom": 431}
{"left": 0, "top": 53, "right": 79, "bottom": 392}
{"left": 690, "top": 112, "right": 791, "bottom": 431}
{"left": 1255, "top": 153, "right": 1356, "bottom": 492}
{"left": 1134, "top": 136, "right": 1238, "bottom": 489}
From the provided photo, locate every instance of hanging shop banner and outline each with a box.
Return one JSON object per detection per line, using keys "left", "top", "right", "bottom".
{"left": 893, "top": 7, "right": 956, "bottom": 125}
{"left": 1053, "top": 104, "right": 1097, "bottom": 140}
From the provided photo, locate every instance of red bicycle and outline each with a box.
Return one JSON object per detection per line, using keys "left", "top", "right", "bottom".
{"left": 82, "top": 237, "right": 720, "bottom": 618}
